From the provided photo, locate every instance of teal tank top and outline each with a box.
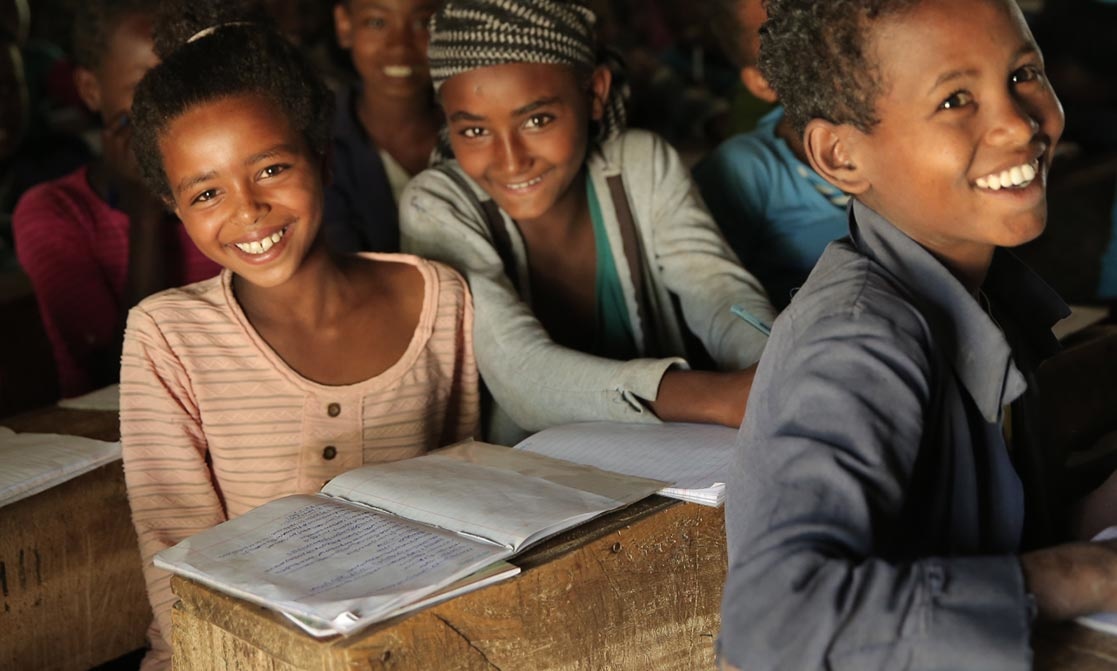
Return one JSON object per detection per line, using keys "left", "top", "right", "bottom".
{"left": 588, "top": 176, "right": 638, "bottom": 360}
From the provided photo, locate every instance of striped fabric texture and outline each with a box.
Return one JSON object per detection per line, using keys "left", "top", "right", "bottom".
{"left": 427, "top": 0, "right": 627, "bottom": 159}
{"left": 120, "top": 254, "right": 479, "bottom": 667}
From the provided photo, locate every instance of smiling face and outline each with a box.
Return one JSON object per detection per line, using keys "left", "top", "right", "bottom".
{"left": 846, "top": 0, "right": 1063, "bottom": 280}
{"left": 159, "top": 94, "right": 325, "bottom": 288}
{"left": 77, "top": 12, "right": 159, "bottom": 126}
{"left": 334, "top": 0, "right": 438, "bottom": 99}
{"left": 440, "top": 62, "right": 607, "bottom": 228}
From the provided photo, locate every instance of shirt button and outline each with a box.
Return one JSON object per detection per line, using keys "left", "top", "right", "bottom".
{"left": 327, "top": 402, "right": 341, "bottom": 417}
{"left": 322, "top": 446, "right": 337, "bottom": 460}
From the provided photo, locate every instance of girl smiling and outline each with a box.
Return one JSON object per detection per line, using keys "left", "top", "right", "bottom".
{"left": 401, "top": 0, "right": 775, "bottom": 444}
{"left": 119, "top": 2, "right": 478, "bottom": 667}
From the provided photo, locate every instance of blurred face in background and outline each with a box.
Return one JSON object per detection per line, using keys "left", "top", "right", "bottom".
{"left": 334, "top": 0, "right": 439, "bottom": 100}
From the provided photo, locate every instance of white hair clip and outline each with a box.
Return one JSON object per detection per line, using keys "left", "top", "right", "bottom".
{"left": 186, "top": 21, "right": 253, "bottom": 44}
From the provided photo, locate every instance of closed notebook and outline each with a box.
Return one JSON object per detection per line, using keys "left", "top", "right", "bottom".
{"left": 514, "top": 421, "right": 738, "bottom": 507}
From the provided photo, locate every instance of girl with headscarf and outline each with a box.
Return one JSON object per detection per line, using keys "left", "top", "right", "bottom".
{"left": 401, "top": 0, "right": 775, "bottom": 444}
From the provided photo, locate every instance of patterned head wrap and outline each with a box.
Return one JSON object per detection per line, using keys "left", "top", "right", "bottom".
{"left": 428, "top": 0, "right": 627, "bottom": 159}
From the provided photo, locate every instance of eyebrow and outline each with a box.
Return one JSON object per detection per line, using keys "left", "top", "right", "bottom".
{"left": 174, "top": 144, "right": 299, "bottom": 196}
{"left": 926, "top": 44, "right": 1039, "bottom": 96}
{"left": 448, "top": 97, "right": 562, "bottom": 124}
{"left": 175, "top": 170, "right": 217, "bottom": 196}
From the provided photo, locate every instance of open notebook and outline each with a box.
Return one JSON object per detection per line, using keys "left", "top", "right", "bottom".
{"left": 514, "top": 421, "right": 739, "bottom": 506}
{"left": 155, "top": 441, "right": 664, "bottom": 637}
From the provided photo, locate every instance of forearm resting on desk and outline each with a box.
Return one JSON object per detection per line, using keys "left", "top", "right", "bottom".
{"left": 648, "top": 366, "right": 756, "bottom": 428}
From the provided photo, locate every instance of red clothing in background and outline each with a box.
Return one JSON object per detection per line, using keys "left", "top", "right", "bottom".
{"left": 12, "top": 165, "right": 219, "bottom": 397}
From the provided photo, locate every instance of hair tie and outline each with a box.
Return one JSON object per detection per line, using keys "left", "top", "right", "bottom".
{"left": 186, "top": 21, "right": 253, "bottom": 44}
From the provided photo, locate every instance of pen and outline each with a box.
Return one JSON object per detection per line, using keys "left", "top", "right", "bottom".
{"left": 730, "top": 304, "right": 772, "bottom": 336}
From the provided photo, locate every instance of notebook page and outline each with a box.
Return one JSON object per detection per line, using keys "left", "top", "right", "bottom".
{"left": 155, "top": 494, "right": 508, "bottom": 634}
{"left": 321, "top": 441, "right": 664, "bottom": 551}
{"left": 0, "top": 427, "right": 122, "bottom": 508}
{"left": 514, "top": 422, "right": 738, "bottom": 493}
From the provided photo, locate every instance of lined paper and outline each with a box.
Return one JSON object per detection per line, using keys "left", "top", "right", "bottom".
{"left": 0, "top": 427, "right": 122, "bottom": 508}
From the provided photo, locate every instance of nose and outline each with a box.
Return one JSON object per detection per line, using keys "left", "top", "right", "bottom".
{"left": 232, "top": 182, "right": 270, "bottom": 227}
{"left": 986, "top": 93, "right": 1040, "bottom": 148}
{"left": 495, "top": 132, "right": 531, "bottom": 176}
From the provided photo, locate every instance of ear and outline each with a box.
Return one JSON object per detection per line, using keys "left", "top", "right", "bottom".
{"left": 74, "top": 66, "right": 102, "bottom": 114}
{"left": 802, "top": 118, "right": 870, "bottom": 195}
{"left": 588, "top": 65, "right": 612, "bottom": 122}
{"left": 740, "top": 65, "right": 778, "bottom": 104}
{"left": 333, "top": 3, "right": 353, "bottom": 49}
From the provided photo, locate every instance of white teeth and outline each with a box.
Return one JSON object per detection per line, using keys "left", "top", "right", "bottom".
{"left": 975, "top": 161, "right": 1038, "bottom": 191}
{"left": 507, "top": 175, "right": 543, "bottom": 190}
{"left": 384, "top": 65, "right": 413, "bottom": 78}
{"left": 235, "top": 226, "right": 286, "bottom": 255}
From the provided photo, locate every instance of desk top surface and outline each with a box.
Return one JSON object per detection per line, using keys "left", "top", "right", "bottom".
{"left": 1, "top": 405, "right": 119, "bottom": 442}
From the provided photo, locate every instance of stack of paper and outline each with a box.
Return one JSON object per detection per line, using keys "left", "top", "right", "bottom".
{"left": 514, "top": 421, "right": 738, "bottom": 506}
{"left": 0, "top": 427, "right": 122, "bottom": 508}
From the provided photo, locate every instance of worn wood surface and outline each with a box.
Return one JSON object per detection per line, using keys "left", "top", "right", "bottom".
{"left": 0, "top": 407, "right": 149, "bottom": 670}
{"left": 172, "top": 497, "right": 726, "bottom": 671}
{"left": 1035, "top": 622, "right": 1117, "bottom": 670}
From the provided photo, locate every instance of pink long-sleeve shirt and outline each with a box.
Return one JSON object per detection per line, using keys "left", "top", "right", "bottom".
{"left": 120, "top": 253, "right": 479, "bottom": 669}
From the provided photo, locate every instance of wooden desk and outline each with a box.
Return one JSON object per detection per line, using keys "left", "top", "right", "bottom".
{"left": 171, "top": 495, "right": 1117, "bottom": 671}
{"left": 0, "top": 407, "right": 150, "bottom": 670}
{"left": 1035, "top": 623, "right": 1117, "bottom": 670}
{"left": 172, "top": 497, "right": 725, "bottom": 670}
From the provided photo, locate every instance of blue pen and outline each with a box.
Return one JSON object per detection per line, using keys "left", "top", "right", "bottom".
{"left": 730, "top": 304, "right": 772, "bottom": 336}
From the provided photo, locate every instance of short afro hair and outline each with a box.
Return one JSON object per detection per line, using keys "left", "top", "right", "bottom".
{"left": 72, "top": 0, "right": 161, "bottom": 70}
{"left": 131, "top": 0, "right": 334, "bottom": 201}
{"left": 759, "top": 0, "right": 920, "bottom": 135}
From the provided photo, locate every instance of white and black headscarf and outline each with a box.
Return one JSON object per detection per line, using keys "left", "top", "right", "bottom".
{"left": 427, "top": 0, "right": 627, "bottom": 161}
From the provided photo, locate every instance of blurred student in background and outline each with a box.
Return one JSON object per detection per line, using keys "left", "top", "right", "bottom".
{"left": 12, "top": 0, "right": 218, "bottom": 398}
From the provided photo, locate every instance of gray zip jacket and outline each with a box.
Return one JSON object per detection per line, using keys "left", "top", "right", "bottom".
{"left": 401, "top": 129, "right": 774, "bottom": 444}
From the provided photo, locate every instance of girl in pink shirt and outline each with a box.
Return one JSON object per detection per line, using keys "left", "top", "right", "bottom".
{"left": 119, "top": 2, "right": 479, "bottom": 668}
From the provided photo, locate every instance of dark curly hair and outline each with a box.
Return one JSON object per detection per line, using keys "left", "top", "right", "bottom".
{"left": 72, "top": 0, "right": 161, "bottom": 70}
{"left": 759, "top": 0, "right": 920, "bottom": 135}
{"left": 707, "top": 0, "right": 762, "bottom": 69}
{"left": 131, "top": 0, "right": 334, "bottom": 201}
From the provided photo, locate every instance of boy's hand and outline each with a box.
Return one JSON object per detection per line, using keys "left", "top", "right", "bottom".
{"left": 1021, "top": 540, "right": 1117, "bottom": 621}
